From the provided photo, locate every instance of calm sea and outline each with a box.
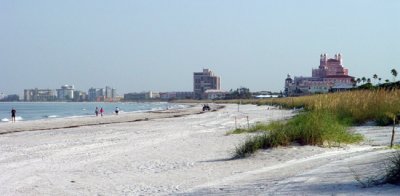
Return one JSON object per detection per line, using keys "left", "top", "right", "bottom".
{"left": 0, "top": 102, "right": 185, "bottom": 122}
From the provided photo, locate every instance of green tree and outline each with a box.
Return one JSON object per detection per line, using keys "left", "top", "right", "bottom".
{"left": 378, "top": 78, "right": 382, "bottom": 84}
{"left": 373, "top": 74, "right": 378, "bottom": 85}
{"left": 361, "top": 77, "right": 366, "bottom": 84}
{"left": 391, "top": 69, "right": 398, "bottom": 82}
{"left": 356, "top": 78, "right": 361, "bottom": 85}
{"left": 385, "top": 79, "right": 390, "bottom": 83}
{"left": 227, "top": 87, "right": 252, "bottom": 99}
{"left": 351, "top": 78, "right": 357, "bottom": 87}
{"left": 367, "top": 78, "right": 371, "bottom": 84}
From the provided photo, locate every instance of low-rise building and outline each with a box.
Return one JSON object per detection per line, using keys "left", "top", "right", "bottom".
{"left": 252, "top": 91, "right": 281, "bottom": 99}
{"left": 0, "top": 94, "right": 20, "bottom": 102}
{"left": 124, "top": 91, "right": 160, "bottom": 101}
{"left": 204, "top": 89, "right": 227, "bottom": 100}
{"left": 159, "top": 92, "right": 194, "bottom": 100}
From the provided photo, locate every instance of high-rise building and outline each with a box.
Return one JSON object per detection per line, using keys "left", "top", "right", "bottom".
{"left": 73, "top": 90, "right": 87, "bottom": 102}
{"left": 24, "top": 88, "right": 56, "bottom": 102}
{"left": 56, "top": 85, "right": 74, "bottom": 101}
{"left": 88, "top": 86, "right": 117, "bottom": 102}
{"left": 193, "top": 68, "right": 221, "bottom": 99}
{"left": 111, "top": 88, "right": 117, "bottom": 99}
{"left": 105, "top": 86, "right": 116, "bottom": 101}
{"left": 88, "top": 88, "right": 105, "bottom": 101}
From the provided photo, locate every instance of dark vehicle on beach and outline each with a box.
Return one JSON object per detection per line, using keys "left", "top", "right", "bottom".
{"left": 202, "top": 104, "right": 210, "bottom": 111}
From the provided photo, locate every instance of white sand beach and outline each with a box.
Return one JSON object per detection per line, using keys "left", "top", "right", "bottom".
{"left": 0, "top": 104, "right": 399, "bottom": 195}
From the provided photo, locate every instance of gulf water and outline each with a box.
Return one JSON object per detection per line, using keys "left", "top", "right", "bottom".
{"left": 0, "top": 102, "right": 185, "bottom": 122}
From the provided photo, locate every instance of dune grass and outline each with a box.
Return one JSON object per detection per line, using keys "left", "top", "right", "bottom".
{"left": 228, "top": 90, "right": 400, "bottom": 185}
{"left": 229, "top": 89, "right": 400, "bottom": 158}
{"left": 219, "top": 89, "right": 400, "bottom": 125}
{"left": 233, "top": 110, "right": 363, "bottom": 158}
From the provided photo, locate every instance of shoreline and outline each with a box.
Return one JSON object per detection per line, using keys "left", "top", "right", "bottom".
{"left": 0, "top": 104, "right": 223, "bottom": 135}
{"left": 0, "top": 101, "right": 186, "bottom": 122}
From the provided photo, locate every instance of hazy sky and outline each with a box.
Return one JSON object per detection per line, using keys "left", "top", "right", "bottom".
{"left": 1, "top": 0, "right": 399, "bottom": 95}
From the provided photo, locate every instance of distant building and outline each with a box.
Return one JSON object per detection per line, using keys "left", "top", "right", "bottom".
{"left": 56, "top": 85, "right": 74, "bottom": 101}
{"left": 73, "top": 90, "right": 87, "bottom": 102}
{"left": 160, "top": 92, "right": 194, "bottom": 101}
{"left": 24, "top": 88, "right": 56, "bottom": 102}
{"left": 105, "top": 86, "right": 117, "bottom": 101}
{"left": 88, "top": 88, "right": 105, "bottom": 102}
{"left": 124, "top": 91, "right": 160, "bottom": 101}
{"left": 0, "top": 94, "right": 20, "bottom": 102}
{"left": 285, "top": 53, "right": 355, "bottom": 96}
{"left": 204, "top": 89, "right": 227, "bottom": 100}
{"left": 112, "top": 88, "right": 117, "bottom": 100}
{"left": 87, "top": 86, "right": 116, "bottom": 102}
{"left": 252, "top": 91, "right": 280, "bottom": 99}
{"left": 193, "top": 68, "right": 221, "bottom": 99}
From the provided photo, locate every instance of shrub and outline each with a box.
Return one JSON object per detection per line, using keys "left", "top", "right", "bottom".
{"left": 385, "top": 152, "right": 400, "bottom": 185}
{"left": 234, "top": 134, "right": 269, "bottom": 158}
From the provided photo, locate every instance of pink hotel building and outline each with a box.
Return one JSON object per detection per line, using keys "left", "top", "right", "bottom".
{"left": 285, "top": 53, "right": 355, "bottom": 96}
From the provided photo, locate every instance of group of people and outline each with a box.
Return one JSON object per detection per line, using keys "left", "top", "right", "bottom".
{"left": 6, "top": 106, "right": 121, "bottom": 122}
{"left": 95, "top": 107, "right": 119, "bottom": 117}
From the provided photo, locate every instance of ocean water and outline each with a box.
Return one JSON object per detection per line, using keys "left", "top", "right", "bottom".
{"left": 0, "top": 102, "right": 185, "bottom": 122}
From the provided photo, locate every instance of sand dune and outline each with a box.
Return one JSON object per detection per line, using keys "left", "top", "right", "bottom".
{"left": 0, "top": 104, "right": 399, "bottom": 195}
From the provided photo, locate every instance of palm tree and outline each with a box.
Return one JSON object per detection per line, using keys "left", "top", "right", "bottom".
{"left": 373, "top": 74, "right": 378, "bottom": 85}
{"left": 385, "top": 79, "right": 390, "bottom": 83}
{"left": 356, "top": 78, "right": 361, "bottom": 85}
{"left": 361, "top": 77, "right": 366, "bottom": 84}
{"left": 351, "top": 78, "right": 357, "bottom": 87}
{"left": 367, "top": 78, "right": 371, "bottom": 84}
{"left": 391, "top": 69, "right": 398, "bottom": 82}
{"left": 378, "top": 78, "right": 382, "bottom": 84}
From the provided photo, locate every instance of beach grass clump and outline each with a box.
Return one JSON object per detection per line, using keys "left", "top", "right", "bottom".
{"left": 233, "top": 110, "right": 363, "bottom": 158}
{"left": 384, "top": 152, "right": 400, "bottom": 185}
{"left": 234, "top": 134, "right": 269, "bottom": 158}
{"left": 352, "top": 151, "right": 400, "bottom": 187}
{"left": 229, "top": 128, "right": 250, "bottom": 134}
{"left": 228, "top": 122, "right": 271, "bottom": 135}
{"left": 286, "top": 111, "right": 363, "bottom": 146}
{"left": 234, "top": 131, "right": 290, "bottom": 158}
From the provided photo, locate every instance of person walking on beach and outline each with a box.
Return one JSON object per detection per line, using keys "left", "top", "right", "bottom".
{"left": 100, "top": 107, "right": 104, "bottom": 117}
{"left": 115, "top": 107, "right": 119, "bottom": 115}
{"left": 95, "top": 107, "right": 99, "bottom": 116}
{"left": 11, "top": 108, "right": 16, "bottom": 122}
